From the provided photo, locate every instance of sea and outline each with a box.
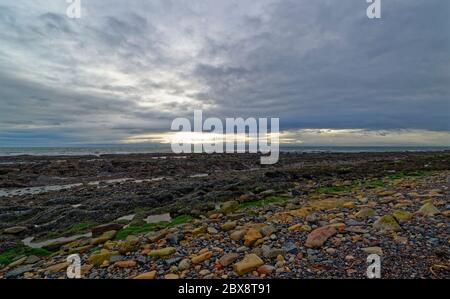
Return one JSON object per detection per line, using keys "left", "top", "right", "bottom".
{"left": 0, "top": 146, "right": 449, "bottom": 157}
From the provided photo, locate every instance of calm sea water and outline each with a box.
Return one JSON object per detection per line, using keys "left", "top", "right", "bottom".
{"left": 0, "top": 146, "right": 448, "bottom": 157}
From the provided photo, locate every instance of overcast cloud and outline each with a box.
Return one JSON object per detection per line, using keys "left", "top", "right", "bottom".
{"left": 0, "top": 0, "right": 449, "bottom": 146}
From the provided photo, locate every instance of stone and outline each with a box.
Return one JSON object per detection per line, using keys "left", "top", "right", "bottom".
{"left": 261, "top": 245, "right": 286, "bottom": 258}
{"left": 118, "top": 235, "right": 139, "bottom": 254}
{"left": 178, "top": 259, "right": 191, "bottom": 271}
{"left": 88, "top": 250, "right": 119, "bottom": 266}
{"left": 165, "top": 273, "right": 179, "bottom": 279}
{"left": 417, "top": 202, "right": 440, "bottom": 217}
{"left": 114, "top": 260, "right": 137, "bottom": 268}
{"left": 355, "top": 208, "right": 376, "bottom": 218}
{"left": 134, "top": 271, "right": 156, "bottom": 279}
{"left": 91, "top": 223, "right": 123, "bottom": 236}
{"left": 373, "top": 215, "right": 401, "bottom": 232}
{"left": 148, "top": 247, "right": 176, "bottom": 257}
{"left": 45, "top": 262, "right": 70, "bottom": 273}
{"left": 165, "top": 256, "right": 182, "bottom": 266}
{"left": 110, "top": 255, "right": 125, "bottom": 263}
{"left": 361, "top": 247, "right": 383, "bottom": 256}
{"left": 25, "top": 255, "right": 40, "bottom": 265}
{"left": 260, "top": 225, "right": 276, "bottom": 237}
{"left": 220, "top": 201, "right": 240, "bottom": 214}
{"left": 392, "top": 210, "right": 413, "bottom": 223}
{"left": 244, "top": 228, "right": 262, "bottom": 247}
{"left": 288, "top": 224, "right": 303, "bottom": 231}
{"left": 230, "top": 230, "right": 246, "bottom": 241}
{"left": 191, "top": 226, "right": 207, "bottom": 236}
{"left": 207, "top": 227, "right": 218, "bottom": 234}
{"left": 3, "top": 226, "right": 27, "bottom": 234}
{"left": 236, "top": 246, "right": 248, "bottom": 253}
{"left": 221, "top": 221, "right": 238, "bottom": 231}
{"left": 257, "top": 265, "right": 275, "bottom": 275}
{"left": 219, "top": 253, "right": 240, "bottom": 267}
{"left": 8, "top": 256, "right": 27, "bottom": 268}
{"left": 90, "top": 230, "right": 117, "bottom": 245}
{"left": 166, "top": 233, "right": 184, "bottom": 245}
{"left": 6, "top": 265, "right": 34, "bottom": 278}
{"left": 233, "top": 254, "right": 264, "bottom": 276}
{"left": 191, "top": 251, "right": 212, "bottom": 264}
{"left": 305, "top": 225, "right": 338, "bottom": 248}
{"left": 146, "top": 230, "right": 167, "bottom": 243}
{"left": 283, "top": 242, "right": 298, "bottom": 254}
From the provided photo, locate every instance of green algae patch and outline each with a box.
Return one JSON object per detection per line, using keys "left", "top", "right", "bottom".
{"left": 115, "top": 214, "right": 193, "bottom": 240}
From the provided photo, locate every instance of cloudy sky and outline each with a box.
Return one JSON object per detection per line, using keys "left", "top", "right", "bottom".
{"left": 0, "top": 0, "right": 449, "bottom": 147}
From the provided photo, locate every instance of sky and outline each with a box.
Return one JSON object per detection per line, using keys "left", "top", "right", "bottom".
{"left": 0, "top": 0, "right": 449, "bottom": 147}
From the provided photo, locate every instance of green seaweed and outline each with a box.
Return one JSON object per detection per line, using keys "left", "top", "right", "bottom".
{"left": 115, "top": 214, "right": 193, "bottom": 240}
{"left": 239, "top": 195, "right": 292, "bottom": 209}
{"left": 0, "top": 246, "right": 52, "bottom": 265}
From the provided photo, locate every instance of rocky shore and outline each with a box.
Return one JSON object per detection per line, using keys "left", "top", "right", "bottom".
{"left": 0, "top": 151, "right": 449, "bottom": 279}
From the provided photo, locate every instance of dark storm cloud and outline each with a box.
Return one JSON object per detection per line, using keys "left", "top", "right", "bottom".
{"left": 0, "top": 0, "right": 448, "bottom": 146}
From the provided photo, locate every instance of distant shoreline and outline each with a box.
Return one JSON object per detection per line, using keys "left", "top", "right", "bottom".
{"left": 0, "top": 146, "right": 449, "bottom": 157}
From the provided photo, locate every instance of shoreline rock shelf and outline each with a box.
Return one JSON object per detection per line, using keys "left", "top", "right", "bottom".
{"left": 0, "top": 152, "right": 449, "bottom": 279}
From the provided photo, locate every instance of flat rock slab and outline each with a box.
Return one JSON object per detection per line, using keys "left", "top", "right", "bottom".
{"left": 145, "top": 213, "right": 171, "bottom": 224}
